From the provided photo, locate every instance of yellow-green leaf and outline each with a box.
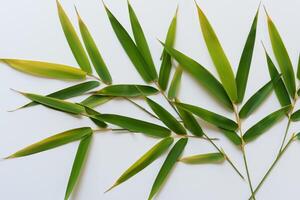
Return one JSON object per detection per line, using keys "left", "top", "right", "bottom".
{"left": 96, "top": 84, "right": 158, "bottom": 97}
{"left": 168, "top": 67, "right": 182, "bottom": 100}
{"left": 180, "top": 152, "right": 225, "bottom": 164}
{"left": 220, "top": 129, "right": 242, "bottom": 146}
{"left": 80, "top": 95, "right": 112, "bottom": 108}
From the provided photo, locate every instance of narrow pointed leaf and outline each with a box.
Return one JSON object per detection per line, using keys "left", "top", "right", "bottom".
{"left": 80, "top": 95, "right": 112, "bottom": 108}
{"left": 108, "top": 137, "right": 174, "bottom": 191}
{"left": 128, "top": 2, "right": 157, "bottom": 80}
{"left": 95, "top": 114, "right": 171, "bottom": 138}
{"left": 239, "top": 75, "right": 280, "bottom": 119}
{"left": 236, "top": 8, "right": 259, "bottom": 102}
{"left": 168, "top": 67, "right": 182, "bottom": 99}
{"left": 162, "top": 44, "right": 232, "bottom": 109}
{"left": 158, "top": 8, "right": 178, "bottom": 90}
{"left": 266, "top": 11, "right": 296, "bottom": 97}
{"left": 243, "top": 106, "right": 291, "bottom": 142}
{"left": 196, "top": 4, "right": 237, "bottom": 102}
{"left": 1, "top": 59, "right": 86, "bottom": 80}
{"left": 65, "top": 135, "right": 92, "bottom": 200}
{"left": 176, "top": 102, "right": 238, "bottom": 131}
{"left": 220, "top": 129, "right": 242, "bottom": 145}
{"left": 82, "top": 105, "right": 107, "bottom": 128}
{"left": 264, "top": 50, "right": 291, "bottom": 107}
{"left": 76, "top": 9, "right": 112, "bottom": 84}
{"left": 95, "top": 85, "right": 158, "bottom": 97}
{"left": 295, "top": 132, "right": 300, "bottom": 140}
{"left": 146, "top": 98, "right": 186, "bottom": 135}
{"left": 291, "top": 110, "right": 300, "bottom": 122}
{"left": 56, "top": 1, "right": 92, "bottom": 74}
{"left": 180, "top": 152, "right": 225, "bottom": 164}
{"left": 104, "top": 5, "right": 154, "bottom": 82}
{"left": 148, "top": 138, "right": 188, "bottom": 200}
{"left": 6, "top": 127, "right": 92, "bottom": 158}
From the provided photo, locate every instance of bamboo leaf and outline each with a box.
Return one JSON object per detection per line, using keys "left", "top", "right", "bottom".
{"left": 1, "top": 59, "right": 86, "bottom": 80}
{"left": 75, "top": 8, "right": 112, "bottom": 84}
{"left": 96, "top": 84, "right": 158, "bottom": 97}
{"left": 17, "top": 91, "right": 85, "bottom": 115}
{"left": 168, "top": 67, "right": 182, "bottom": 100}
{"left": 196, "top": 3, "right": 237, "bottom": 102}
{"left": 103, "top": 4, "right": 154, "bottom": 82}
{"left": 180, "top": 152, "right": 225, "bottom": 164}
{"left": 266, "top": 8, "right": 296, "bottom": 97}
{"left": 158, "top": 8, "right": 178, "bottom": 90}
{"left": 56, "top": 0, "right": 92, "bottom": 74}
{"left": 243, "top": 106, "right": 291, "bottom": 143}
{"left": 81, "top": 105, "right": 107, "bottom": 128}
{"left": 148, "top": 138, "right": 188, "bottom": 200}
{"left": 146, "top": 98, "right": 186, "bottom": 135}
{"left": 161, "top": 44, "right": 233, "bottom": 109}
{"left": 239, "top": 75, "right": 280, "bottom": 119}
{"left": 65, "top": 135, "right": 92, "bottom": 200}
{"left": 107, "top": 137, "right": 174, "bottom": 192}
{"left": 80, "top": 95, "right": 112, "bottom": 108}
{"left": 18, "top": 81, "right": 100, "bottom": 110}
{"left": 291, "top": 109, "right": 300, "bottom": 122}
{"left": 95, "top": 114, "right": 171, "bottom": 138}
{"left": 264, "top": 48, "right": 291, "bottom": 107}
{"left": 220, "top": 129, "right": 242, "bottom": 145}
{"left": 6, "top": 127, "right": 92, "bottom": 159}
{"left": 128, "top": 1, "right": 157, "bottom": 80}
{"left": 176, "top": 102, "right": 238, "bottom": 131}
{"left": 236, "top": 7, "right": 259, "bottom": 103}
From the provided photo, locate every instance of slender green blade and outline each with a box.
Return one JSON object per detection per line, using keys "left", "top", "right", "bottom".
{"left": 81, "top": 105, "right": 107, "bottom": 128}
{"left": 243, "top": 106, "right": 291, "bottom": 143}
{"left": 80, "top": 95, "right": 112, "bottom": 108}
{"left": 128, "top": 1, "right": 157, "bottom": 80}
{"left": 19, "top": 81, "right": 100, "bottom": 110}
{"left": 107, "top": 137, "right": 174, "bottom": 192}
{"left": 196, "top": 3, "right": 237, "bottom": 102}
{"left": 297, "top": 54, "right": 300, "bottom": 80}
{"left": 95, "top": 114, "right": 171, "bottom": 138}
{"left": 65, "top": 135, "right": 92, "bottom": 200}
{"left": 239, "top": 75, "right": 280, "bottom": 119}
{"left": 220, "top": 129, "right": 242, "bottom": 145}
{"left": 158, "top": 8, "right": 178, "bottom": 90}
{"left": 76, "top": 9, "right": 112, "bottom": 84}
{"left": 236, "top": 8, "right": 259, "bottom": 102}
{"left": 103, "top": 4, "right": 154, "bottom": 82}
{"left": 291, "top": 110, "right": 300, "bottom": 122}
{"left": 266, "top": 9, "right": 296, "bottom": 97}
{"left": 176, "top": 102, "right": 238, "bottom": 131}
{"left": 295, "top": 132, "right": 300, "bottom": 140}
{"left": 148, "top": 138, "right": 188, "bottom": 200}
{"left": 146, "top": 98, "right": 186, "bottom": 135}
{"left": 180, "top": 152, "right": 225, "bottom": 164}
{"left": 161, "top": 43, "right": 232, "bottom": 109}
{"left": 168, "top": 67, "right": 182, "bottom": 99}
{"left": 6, "top": 127, "right": 92, "bottom": 158}
{"left": 56, "top": 0, "right": 92, "bottom": 74}
{"left": 18, "top": 91, "right": 85, "bottom": 114}
{"left": 264, "top": 49, "right": 291, "bottom": 107}
{"left": 1, "top": 59, "right": 86, "bottom": 80}
{"left": 95, "top": 84, "right": 158, "bottom": 97}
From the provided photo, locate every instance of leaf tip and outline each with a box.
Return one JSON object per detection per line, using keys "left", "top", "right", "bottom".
{"left": 104, "top": 182, "right": 118, "bottom": 193}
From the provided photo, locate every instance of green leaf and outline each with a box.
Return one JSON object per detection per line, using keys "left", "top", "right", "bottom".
{"left": 220, "top": 129, "right": 242, "bottom": 146}
{"left": 148, "top": 138, "right": 188, "bottom": 200}
{"left": 291, "top": 109, "right": 300, "bottom": 122}
{"left": 18, "top": 81, "right": 100, "bottom": 110}
{"left": 161, "top": 44, "right": 232, "bottom": 110}
{"left": 95, "top": 114, "right": 171, "bottom": 138}
{"left": 106, "top": 137, "right": 174, "bottom": 192}
{"left": 295, "top": 132, "right": 300, "bottom": 140}
{"left": 76, "top": 8, "right": 112, "bottom": 84}
{"left": 81, "top": 105, "right": 107, "bottom": 128}
{"left": 128, "top": 1, "right": 157, "bottom": 80}
{"left": 236, "top": 7, "right": 259, "bottom": 103}
{"left": 180, "top": 152, "right": 225, "bottom": 164}
{"left": 266, "top": 9, "right": 296, "bottom": 97}
{"left": 168, "top": 67, "right": 182, "bottom": 99}
{"left": 1, "top": 59, "right": 86, "bottom": 80}
{"left": 56, "top": 0, "right": 92, "bottom": 74}
{"left": 17, "top": 91, "right": 85, "bottom": 115}
{"left": 196, "top": 3, "right": 237, "bottom": 102}
{"left": 6, "top": 127, "right": 92, "bottom": 159}
{"left": 103, "top": 4, "right": 154, "bottom": 82}
{"left": 95, "top": 84, "right": 158, "bottom": 97}
{"left": 65, "top": 135, "right": 92, "bottom": 200}
{"left": 146, "top": 98, "right": 186, "bottom": 135}
{"left": 264, "top": 48, "right": 291, "bottom": 107}
{"left": 239, "top": 75, "right": 280, "bottom": 119}
{"left": 158, "top": 8, "right": 178, "bottom": 90}
{"left": 297, "top": 54, "right": 300, "bottom": 80}
{"left": 80, "top": 95, "right": 112, "bottom": 108}
{"left": 176, "top": 102, "right": 238, "bottom": 131}
{"left": 243, "top": 106, "right": 291, "bottom": 143}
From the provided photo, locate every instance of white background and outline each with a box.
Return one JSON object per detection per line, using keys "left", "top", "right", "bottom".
{"left": 0, "top": 0, "right": 300, "bottom": 199}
